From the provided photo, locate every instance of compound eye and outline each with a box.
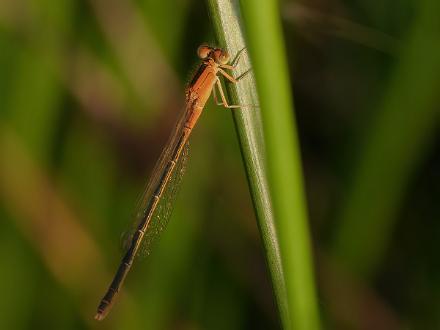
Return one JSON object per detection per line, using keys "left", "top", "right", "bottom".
{"left": 197, "top": 45, "right": 211, "bottom": 59}
{"left": 218, "top": 51, "right": 230, "bottom": 64}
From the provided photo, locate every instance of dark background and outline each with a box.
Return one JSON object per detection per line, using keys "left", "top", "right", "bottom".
{"left": 0, "top": 0, "right": 439, "bottom": 329}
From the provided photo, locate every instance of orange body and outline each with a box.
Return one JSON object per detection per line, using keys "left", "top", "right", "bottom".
{"left": 95, "top": 45, "right": 238, "bottom": 320}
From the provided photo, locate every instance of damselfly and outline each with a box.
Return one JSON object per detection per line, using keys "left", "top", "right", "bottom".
{"left": 95, "top": 45, "right": 250, "bottom": 320}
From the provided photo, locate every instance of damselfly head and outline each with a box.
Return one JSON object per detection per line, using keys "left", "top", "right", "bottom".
{"left": 197, "top": 45, "right": 230, "bottom": 65}
{"left": 213, "top": 48, "right": 230, "bottom": 65}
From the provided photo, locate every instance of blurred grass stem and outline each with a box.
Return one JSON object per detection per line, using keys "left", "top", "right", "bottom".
{"left": 207, "top": 0, "right": 321, "bottom": 329}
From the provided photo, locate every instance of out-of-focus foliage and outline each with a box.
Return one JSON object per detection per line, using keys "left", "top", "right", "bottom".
{"left": 0, "top": 0, "right": 439, "bottom": 329}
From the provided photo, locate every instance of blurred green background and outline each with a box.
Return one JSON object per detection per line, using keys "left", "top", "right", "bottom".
{"left": 1, "top": 0, "right": 439, "bottom": 329}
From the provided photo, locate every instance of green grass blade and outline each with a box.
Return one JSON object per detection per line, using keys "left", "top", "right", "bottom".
{"left": 238, "top": 1, "right": 321, "bottom": 328}
{"left": 207, "top": 0, "right": 321, "bottom": 329}
{"left": 206, "top": 0, "right": 290, "bottom": 328}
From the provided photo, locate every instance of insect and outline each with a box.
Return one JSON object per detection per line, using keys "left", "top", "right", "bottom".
{"left": 95, "top": 44, "right": 250, "bottom": 320}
